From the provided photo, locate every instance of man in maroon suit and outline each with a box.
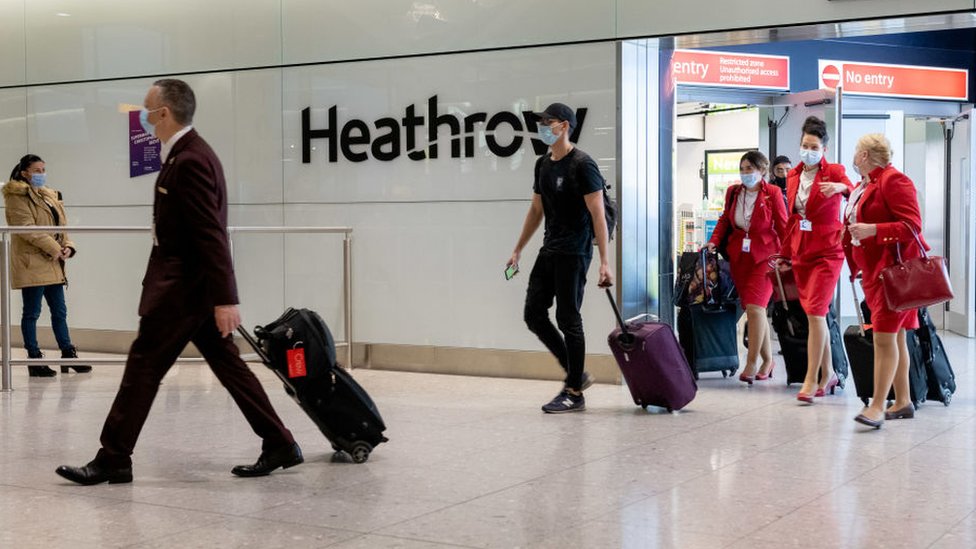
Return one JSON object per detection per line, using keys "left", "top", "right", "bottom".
{"left": 56, "top": 79, "right": 302, "bottom": 485}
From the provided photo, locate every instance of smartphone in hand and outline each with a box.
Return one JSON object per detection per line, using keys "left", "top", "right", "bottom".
{"left": 504, "top": 264, "right": 519, "bottom": 280}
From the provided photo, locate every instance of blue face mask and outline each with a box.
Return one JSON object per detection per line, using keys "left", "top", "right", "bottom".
{"left": 30, "top": 173, "right": 46, "bottom": 187}
{"left": 537, "top": 124, "right": 559, "bottom": 146}
{"left": 139, "top": 108, "right": 158, "bottom": 136}
{"left": 799, "top": 148, "right": 823, "bottom": 167}
{"left": 740, "top": 172, "right": 760, "bottom": 188}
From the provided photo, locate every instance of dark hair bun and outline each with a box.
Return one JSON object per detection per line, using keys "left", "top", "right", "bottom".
{"left": 801, "top": 116, "right": 828, "bottom": 145}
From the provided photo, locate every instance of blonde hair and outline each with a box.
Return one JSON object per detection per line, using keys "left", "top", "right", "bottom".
{"left": 856, "top": 133, "right": 892, "bottom": 167}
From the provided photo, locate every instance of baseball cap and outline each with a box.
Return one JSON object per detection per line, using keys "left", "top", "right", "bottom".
{"left": 534, "top": 103, "right": 577, "bottom": 132}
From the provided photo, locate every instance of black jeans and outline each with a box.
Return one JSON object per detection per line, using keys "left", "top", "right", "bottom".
{"left": 524, "top": 251, "right": 591, "bottom": 391}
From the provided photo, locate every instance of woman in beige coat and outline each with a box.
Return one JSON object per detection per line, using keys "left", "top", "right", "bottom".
{"left": 3, "top": 154, "right": 88, "bottom": 376}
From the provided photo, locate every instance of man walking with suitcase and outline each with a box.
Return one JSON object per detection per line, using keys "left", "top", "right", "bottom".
{"left": 56, "top": 79, "right": 302, "bottom": 485}
{"left": 506, "top": 103, "right": 614, "bottom": 413}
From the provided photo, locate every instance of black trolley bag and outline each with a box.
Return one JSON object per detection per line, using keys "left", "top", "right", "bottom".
{"left": 915, "top": 307, "right": 956, "bottom": 406}
{"left": 676, "top": 249, "right": 740, "bottom": 379}
{"left": 768, "top": 265, "right": 849, "bottom": 387}
{"left": 607, "top": 289, "right": 697, "bottom": 411}
{"left": 843, "top": 279, "right": 928, "bottom": 407}
{"left": 237, "top": 308, "right": 388, "bottom": 463}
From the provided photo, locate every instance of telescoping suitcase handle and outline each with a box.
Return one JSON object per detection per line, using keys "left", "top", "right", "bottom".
{"left": 236, "top": 326, "right": 272, "bottom": 365}
{"left": 850, "top": 277, "right": 867, "bottom": 337}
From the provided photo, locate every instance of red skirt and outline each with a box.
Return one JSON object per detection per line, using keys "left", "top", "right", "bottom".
{"left": 792, "top": 253, "right": 844, "bottom": 316}
{"left": 730, "top": 259, "right": 773, "bottom": 308}
{"left": 862, "top": 277, "right": 919, "bottom": 333}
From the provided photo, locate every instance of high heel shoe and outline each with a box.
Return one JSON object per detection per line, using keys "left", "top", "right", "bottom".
{"left": 738, "top": 373, "right": 755, "bottom": 385}
{"left": 815, "top": 377, "right": 840, "bottom": 397}
{"left": 27, "top": 350, "right": 56, "bottom": 377}
{"left": 796, "top": 392, "right": 815, "bottom": 404}
{"left": 60, "top": 346, "right": 91, "bottom": 373}
{"left": 755, "top": 364, "right": 775, "bottom": 381}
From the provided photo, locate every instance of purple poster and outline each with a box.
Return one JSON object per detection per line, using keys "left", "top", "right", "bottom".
{"left": 129, "top": 110, "right": 161, "bottom": 178}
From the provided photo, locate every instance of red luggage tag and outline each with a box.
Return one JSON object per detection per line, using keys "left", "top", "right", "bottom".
{"left": 286, "top": 346, "right": 307, "bottom": 378}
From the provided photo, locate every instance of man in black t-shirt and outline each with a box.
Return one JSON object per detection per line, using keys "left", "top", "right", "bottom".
{"left": 507, "top": 103, "right": 614, "bottom": 413}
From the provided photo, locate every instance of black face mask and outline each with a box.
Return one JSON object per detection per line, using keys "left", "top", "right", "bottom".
{"left": 772, "top": 176, "right": 787, "bottom": 187}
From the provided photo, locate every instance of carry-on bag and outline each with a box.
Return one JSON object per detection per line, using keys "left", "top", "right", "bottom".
{"left": 769, "top": 266, "right": 848, "bottom": 387}
{"left": 687, "top": 305, "right": 739, "bottom": 378}
{"left": 237, "top": 308, "right": 388, "bottom": 463}
{"left": 606, "top": 289, "right": 697, "bottom": 411}
{"left": 915, "top": 307, "right": 956, "bottom": 405}
{"left": 844, "top": 280, "right": 928, "bottom": 407}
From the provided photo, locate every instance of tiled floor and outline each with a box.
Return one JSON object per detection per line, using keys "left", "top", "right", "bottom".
{"left": 1, "top": 332, "right": 973, "bottom": 549}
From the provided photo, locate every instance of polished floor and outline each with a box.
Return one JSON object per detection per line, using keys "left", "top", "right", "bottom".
{"left": 1, "top": 331, "right": 974, "bottom": 549}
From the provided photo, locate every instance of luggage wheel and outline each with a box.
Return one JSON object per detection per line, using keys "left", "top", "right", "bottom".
{"left": 721, "top": 371, "right": 728, "bottom": 379}
{"left": 350, "top": 441, "right": 372, "bottom": 464}
{"left": 861, "top": 398, "right": 870, "bottom": 407}
{"left": 942, "top": 390, "right": 952, "bottom": 407}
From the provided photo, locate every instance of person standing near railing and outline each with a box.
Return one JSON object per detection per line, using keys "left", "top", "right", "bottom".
{"left": 3, "top": 154, "right": 89, "bottom": 377}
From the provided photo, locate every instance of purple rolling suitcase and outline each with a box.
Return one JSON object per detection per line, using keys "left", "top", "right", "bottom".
{"left": 606, "top": 289, "right": 698, "bottom": 411}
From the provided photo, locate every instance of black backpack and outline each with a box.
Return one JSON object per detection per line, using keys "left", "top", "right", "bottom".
{"left": 566, "top": 150, "right": 617, "bottom": 242}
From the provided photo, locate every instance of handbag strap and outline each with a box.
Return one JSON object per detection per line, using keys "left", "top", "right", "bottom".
{"left": 894, "top": 221, "right": 927, "bottom": 264}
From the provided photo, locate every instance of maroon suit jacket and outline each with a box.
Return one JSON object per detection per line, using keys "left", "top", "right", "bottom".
{"left": 782, "top": 157, "right": 853, "bottom": 261}
{"left": 843, "top": 164, "right": 928, "bottom": 284}
{"left": 709, "top": 181, "right": 788, "bottom": 265}
{"left": 138, "top": 129, "right": 239, "bottom": 317}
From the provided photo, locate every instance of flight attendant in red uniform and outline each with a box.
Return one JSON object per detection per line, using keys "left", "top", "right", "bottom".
{"left": 780, "top": 116, "right": 853, "bottom": 403}
{"left": 707, "top": 151, "right": 788, "bottom": 383}
{"left": 844, "top": 134, "right": 927, "bottom": 429}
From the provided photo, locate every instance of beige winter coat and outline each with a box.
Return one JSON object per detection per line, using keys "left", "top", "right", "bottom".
{"left": 2, "top": 180, "right": 75, "bottom": 289}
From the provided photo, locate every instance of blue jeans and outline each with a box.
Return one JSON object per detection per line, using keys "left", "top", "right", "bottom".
{"left": 21, "top": 284, "right": 73, "bottom": 355}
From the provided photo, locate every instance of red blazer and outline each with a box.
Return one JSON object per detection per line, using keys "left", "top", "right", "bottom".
{"left": 138, "top": 129, "right": 239, "bottom": 318}
{"left": 709, "top": 181, "right": 788, "bottom": 265}
{"left": 782, "top": 157, "right": 853, "bottom": 261}
{"left": 843, "top": 164, "right": 928, "bottom": 284}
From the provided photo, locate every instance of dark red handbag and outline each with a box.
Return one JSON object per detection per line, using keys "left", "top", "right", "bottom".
{"left": 880, "top": 224, "right": 953, "bottom": 312}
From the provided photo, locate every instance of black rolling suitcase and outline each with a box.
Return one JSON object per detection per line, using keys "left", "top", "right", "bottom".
{"left": 675, "top": 250, "right": 739, "bottom": 379}
{"left": 915, "top": 307, "right": 956, "bottom": 406}
{"left": 844, "top": 280, "right": 928, "bottom": 407}
{"left": 237, "top": 308, "right": 388, "bottom": 464}
{"left": 769, "top": 269, "right": 848, "bottom": 387}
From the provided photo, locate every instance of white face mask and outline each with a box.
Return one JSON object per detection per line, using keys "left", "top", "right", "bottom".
{"left": 740, "top": 172, "right": 760, "bottom": 188}
{"left": 799, "top": 148, "right": 822, "bottom": 167}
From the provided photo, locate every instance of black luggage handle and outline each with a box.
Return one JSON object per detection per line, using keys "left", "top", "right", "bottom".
{"left": 236, "top": 326, "right": 271, "bottom": 365}
{"left": 850, "top": 278, "right": 866, "bottom": 337}
{"left": 605, "top": 288, "right": 638, "bottom": 347}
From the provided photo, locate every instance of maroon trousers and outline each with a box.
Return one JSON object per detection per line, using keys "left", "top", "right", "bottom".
{"left": 96, "top": 311, "right": 294, "bottom": 468}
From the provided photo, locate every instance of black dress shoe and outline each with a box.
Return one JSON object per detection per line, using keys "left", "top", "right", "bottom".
{"left": 232, "top": 443, "right": 303, "bottom": 477}
{"left": 55, "top": 461, "right": 133, "bottom": 485}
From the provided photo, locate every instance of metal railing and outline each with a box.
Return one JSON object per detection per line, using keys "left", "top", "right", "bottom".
{"left": 0, "top": 226, "right": 353, "bottom": 392}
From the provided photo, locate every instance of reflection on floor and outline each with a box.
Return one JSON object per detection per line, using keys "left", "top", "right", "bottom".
{"left": 1, "top": 332, "right": 974, "bottom": 549}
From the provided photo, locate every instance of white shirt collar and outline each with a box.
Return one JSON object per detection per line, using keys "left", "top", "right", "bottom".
{"left": 161, "top": 125, "right": 193, "bottom": 163}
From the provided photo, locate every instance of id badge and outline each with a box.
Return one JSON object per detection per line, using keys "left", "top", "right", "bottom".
{"left": 742, "top": 238, "right": 751, "bottom": 253}
{"left": 286, "top": 347, "right": 307, "bottom": 378}
{"left": 799, "top": 219, "right": 813, "bottom": 232}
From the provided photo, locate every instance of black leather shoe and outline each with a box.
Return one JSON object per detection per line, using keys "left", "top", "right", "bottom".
{"left": 55, "top": 461, "right": 133, "bottom": 485}
{"left": 28, "top": 365, "right": 57, "bottom": 377}
{"left": 231, "top": 443, "right": 303, "bottom": 477}
{"left": 60, "top": 346, "right": 92, "bottom": 373}
{"left": 854, "top": 413, "right": 884, "bottom": 430}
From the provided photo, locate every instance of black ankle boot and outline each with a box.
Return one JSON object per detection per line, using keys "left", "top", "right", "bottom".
{"left": 27, "top": 351, "right": 57, "bottom": 377}
{"left": 61, "top": 347, "right": 91, "bottom": 373}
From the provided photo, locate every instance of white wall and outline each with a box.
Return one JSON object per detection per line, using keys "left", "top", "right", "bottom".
{"left": 674, "top": 109, "right": 760, "bottom": 210}
{"left": 4, "top": 1, "right": 971, "bottom": 86}
{"left": 1, "top": 44, "right": 617, "bottom": 356}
